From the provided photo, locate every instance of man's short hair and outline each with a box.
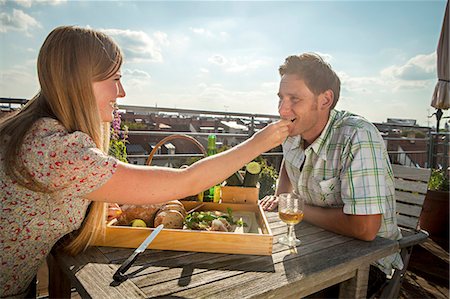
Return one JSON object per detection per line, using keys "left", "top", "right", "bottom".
{"left": 279, "top": 53, "right": 341, "bottom": 109}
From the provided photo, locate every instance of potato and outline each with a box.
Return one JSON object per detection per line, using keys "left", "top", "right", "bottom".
{"left": 154, "top": 210, "right": 184, "bottom": 229}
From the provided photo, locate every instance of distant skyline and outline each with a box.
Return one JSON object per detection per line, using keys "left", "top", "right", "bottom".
{"left": 0, "top": 0, "right": 447, "bottom": 126}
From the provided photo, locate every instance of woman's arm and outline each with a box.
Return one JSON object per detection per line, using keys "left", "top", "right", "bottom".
{"left": 85, "top": 119, "right": 291, "bottom": 204}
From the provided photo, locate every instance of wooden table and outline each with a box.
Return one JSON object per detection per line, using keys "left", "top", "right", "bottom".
{"left": 49, "top": 212, "right": 399, "bottom": 299}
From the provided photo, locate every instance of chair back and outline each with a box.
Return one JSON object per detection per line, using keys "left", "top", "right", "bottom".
{"left": 392, "top": 164, "right": 431, "bottom": 231}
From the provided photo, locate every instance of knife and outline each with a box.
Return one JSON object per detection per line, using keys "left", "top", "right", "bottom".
{"left": 113, "top": 224, "right": 164, "bottom": 282}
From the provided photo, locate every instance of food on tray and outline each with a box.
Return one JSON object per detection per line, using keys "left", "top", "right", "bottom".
{"left": 112, "top": 202, "right": 253, "bottom": 234}
{"left": 131, "top": 219, "right": 147, "bottom": 227}
{"left": 210, "top": 218, "right": 232, "bottom": 232}
{"left": 154, "top": 210, "right": 185, "bottom": 229}
{"left": 107, "top": 203, "right": 123, "bottom": 221}
{"left": 152, "top": 200, "right": 187, "bottom": 229}
{"left": 159, "top": 201, "right": 187, "bottom": 218}
{"left": 184, "top": 208, "right": 247, "bottom": 232}
{"left": 116, "top": 204, "right": 161, "bottom": 227}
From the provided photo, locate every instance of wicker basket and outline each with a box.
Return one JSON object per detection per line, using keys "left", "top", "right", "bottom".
{"left": 145, "top": 134, "right": 208, "bottom": 201}
{"left": 145, "top": 134, "right": 207, "bottom": 166}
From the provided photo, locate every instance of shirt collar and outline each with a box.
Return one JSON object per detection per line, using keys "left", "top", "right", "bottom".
{"left": 309, "top": 109, "right": 339, "bottom": 161}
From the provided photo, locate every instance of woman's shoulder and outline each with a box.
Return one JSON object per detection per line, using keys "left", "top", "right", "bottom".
{"left": 32, "top": 117, "right": 68, "bottom": 136}
{"left": 22, "top": 118, "right": 96, "bottom": 152}
{"left": 26, "top": 118, "right": 94, "bottom": 146}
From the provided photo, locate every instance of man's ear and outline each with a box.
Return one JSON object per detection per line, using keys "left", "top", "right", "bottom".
{"left": 319, "top": 90, "right": 334, "bottom": 110}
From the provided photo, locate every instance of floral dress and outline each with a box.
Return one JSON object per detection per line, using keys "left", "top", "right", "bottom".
{"left": 0, "top": 118, "right": 118, "bottom": 297}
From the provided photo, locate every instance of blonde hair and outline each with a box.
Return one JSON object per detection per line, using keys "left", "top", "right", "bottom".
{"left": 0, "top": 26, "right": 123, "bottom": 255}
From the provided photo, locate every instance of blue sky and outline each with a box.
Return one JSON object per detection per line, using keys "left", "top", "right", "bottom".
{"left": 0, "top": 0, "right": 447, "bottom": 126}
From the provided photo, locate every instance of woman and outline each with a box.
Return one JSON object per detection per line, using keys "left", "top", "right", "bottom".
{"left": 0, "top": 26, "right": 291, "bottom": 297}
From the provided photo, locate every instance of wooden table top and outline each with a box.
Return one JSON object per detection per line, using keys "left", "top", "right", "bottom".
{"left": 53, "top": 212, "right": 399, "bottom": 299}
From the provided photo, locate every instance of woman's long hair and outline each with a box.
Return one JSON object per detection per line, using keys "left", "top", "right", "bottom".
{"left": 0, "top": 26, "right": 123, "bottom": 255}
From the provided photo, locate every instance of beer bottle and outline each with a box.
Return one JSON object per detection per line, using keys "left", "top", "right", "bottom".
{"left": 206, "top": 134, "right": 221, "bottom": 202}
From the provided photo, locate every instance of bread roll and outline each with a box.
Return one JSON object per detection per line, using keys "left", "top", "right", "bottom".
{"left": 154, "top": 210, "right": 184, "bottom": 229}
{"left": 160, "top": 203, "right": 187, "bottom": 217}
{"left": 117, "top": 204, "right": 161, "bottom": 227}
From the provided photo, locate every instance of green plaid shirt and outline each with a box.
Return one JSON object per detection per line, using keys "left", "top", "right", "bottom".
{"left": 282, "top": 109, "right": 403, "bottom": 274}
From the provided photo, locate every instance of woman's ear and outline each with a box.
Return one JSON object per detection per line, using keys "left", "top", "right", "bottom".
{"left": 319, "top": 90, "right": 334, "bottom": 111}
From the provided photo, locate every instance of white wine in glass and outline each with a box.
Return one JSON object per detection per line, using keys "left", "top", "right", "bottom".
{"left": 278, "top": 192, "right": 304, "bottom": 246}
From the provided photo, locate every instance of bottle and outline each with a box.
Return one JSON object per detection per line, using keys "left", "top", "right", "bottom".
{"left": 206, "top": 134, "right": 221, "bottom": 202}
{"left": 207, "top": 134, "right": 217, "bottom": 156}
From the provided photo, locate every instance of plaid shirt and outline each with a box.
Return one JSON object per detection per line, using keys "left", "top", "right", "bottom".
{"left": 282, "top": 109, "right": 403, "bottom": 274}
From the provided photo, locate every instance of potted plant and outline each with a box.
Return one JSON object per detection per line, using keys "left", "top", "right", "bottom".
{"left": 109, "top": 109, "right": 129, "bottom": 163}
{"left": 420, "top": 168, "right": 449, "bottom": 237}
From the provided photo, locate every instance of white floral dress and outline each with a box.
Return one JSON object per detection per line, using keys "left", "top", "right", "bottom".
{"left": 0, "top": 118, "right": 117, "bottom": 297}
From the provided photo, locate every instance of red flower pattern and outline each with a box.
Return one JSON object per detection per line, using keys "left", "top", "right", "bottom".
{"left": 0, "top": 118, "right": 118, "bottom": 297}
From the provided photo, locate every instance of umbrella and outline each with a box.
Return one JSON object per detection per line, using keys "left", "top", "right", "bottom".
{"left": 430, "top": 1, "right": 450, "bottom": 133}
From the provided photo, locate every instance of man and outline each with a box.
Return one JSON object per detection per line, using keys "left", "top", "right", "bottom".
{"left": 260, "top": 53, "right": 403, "bottom": 296}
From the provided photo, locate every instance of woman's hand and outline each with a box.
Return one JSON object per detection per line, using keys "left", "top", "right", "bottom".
{"left": 251, "top": 119, "right": 291, "bottom": 152}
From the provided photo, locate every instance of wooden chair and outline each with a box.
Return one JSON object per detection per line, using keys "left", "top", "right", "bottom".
{"left": 378, "top": 164, "right": 431, "bottom": 298}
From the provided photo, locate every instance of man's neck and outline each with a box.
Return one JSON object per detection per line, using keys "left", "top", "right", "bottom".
{"left": 302, "top": 110, "right": 331, "bottom": 147}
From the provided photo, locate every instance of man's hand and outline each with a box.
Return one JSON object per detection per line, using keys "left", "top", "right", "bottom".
{"left": 260, "top": 195, "right": 279, "bottom": 211}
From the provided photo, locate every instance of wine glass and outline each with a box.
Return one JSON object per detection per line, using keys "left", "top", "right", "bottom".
{"left": 278, "top": 192, "right": 304, "bottom": 246}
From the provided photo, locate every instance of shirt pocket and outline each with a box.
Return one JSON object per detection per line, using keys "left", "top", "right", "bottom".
{"left": 310, "top": 177, "right": 341, "bottom": 207}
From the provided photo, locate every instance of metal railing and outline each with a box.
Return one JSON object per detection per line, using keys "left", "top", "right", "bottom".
{"left": 1, "top": 98, "right": 447, "bottom": 170}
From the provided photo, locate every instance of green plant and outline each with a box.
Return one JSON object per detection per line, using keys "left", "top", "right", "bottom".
{"left": 254, "top": 156, "right": 279, "bottom": 199}
{"left": 428, "top": 169, "right": 449, "bottom": 191}
{"left": 109, "top": 109, "right": 129, "bottom": 163}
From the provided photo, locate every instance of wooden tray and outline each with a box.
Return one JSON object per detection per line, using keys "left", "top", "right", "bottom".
{"left": 93, "top": 201, "right": 273, "bottom": 256}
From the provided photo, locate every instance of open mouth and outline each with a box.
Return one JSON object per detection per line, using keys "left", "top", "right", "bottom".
{"left": 290, "top": 118, "right": 297, "bottom": 123}
{"left": 110, "top": 102, "right": 118, "bottom": 109}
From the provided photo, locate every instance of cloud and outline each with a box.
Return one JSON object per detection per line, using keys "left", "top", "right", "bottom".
{"left": 0, "top": 68, "right": 39, "bottom": 98}
{"left": 338, "top": 52, "right": 437, "bottom": 96}
{"left": 122, "top": 68, "right": 151, "bottom": 88}
{"left": 381, "top": 52, "right": 436, "bottom": 81}
{"left": 14, "top": 0, "right": 66, "bottom": 7}
{"left": 208, "top": 54, "right": 269, "bottom": 73}
{"left": 339, "top": 72, "right": 385, "bottom": 94}
{"left": 123, "top": 68, "right": 151, "bottom": 79}
{"left": 315, "top": 52, "right": 334, "bottom": 64}
{"left": 208, "top": 54, "right": 227, "bottom": 66}
{"left": 0, "top": 9, "right": 41, "bottom": 34}
{"left": 101, "top": 28, "right": 167, "bottom": 62}
{"left": 189, "top": 27, "right": 228, "bottom": 40}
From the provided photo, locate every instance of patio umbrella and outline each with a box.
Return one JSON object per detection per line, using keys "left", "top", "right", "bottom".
{"left": 430, "top": 1, "right": 450, "bottom": 133}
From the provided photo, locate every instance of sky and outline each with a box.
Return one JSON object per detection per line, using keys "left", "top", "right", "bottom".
{"left": 0, "top": 0, "right": 447, "bottom": 126}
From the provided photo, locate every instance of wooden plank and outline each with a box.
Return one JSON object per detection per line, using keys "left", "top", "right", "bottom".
{"left": 54, "top": 248, "right": 147, "bottom": 299}
{"left": 136, "top": 232, "right": 351, "bottom": 297}
{"left": 395, "top": 190, "right": 426, "bottom": 205}
{"left": 392, "top": 164, "right": 431, "bottom": 182}
{"left": 170, "top": 237, "right": 397, "bottom": 299}
{"left": 339, "top": 265, "right": 370, "bottom": 299}
{"left": 47, "top": 252, "right": 72, "bottom": 298}
{"left": 397, "top": 214, "right": 420, "bottom": 230}
{"left": 398, "top": 229, "right": 428, "bottom": 248}
{"left": 394, "top": 177, "right": 428, "bottom": 194}
{"left": 396, "top": 202, "right": 423, "bottom": 218}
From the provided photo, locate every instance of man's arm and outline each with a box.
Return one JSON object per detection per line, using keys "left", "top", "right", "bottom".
{"left": 275, "top": 159, "right": 293, "bottom": 195}
{"left": 260, "top": 159, "right": 293, "bottom": 210}
{"left": 304, "top": 206, "right": 381, "bottom": 241}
